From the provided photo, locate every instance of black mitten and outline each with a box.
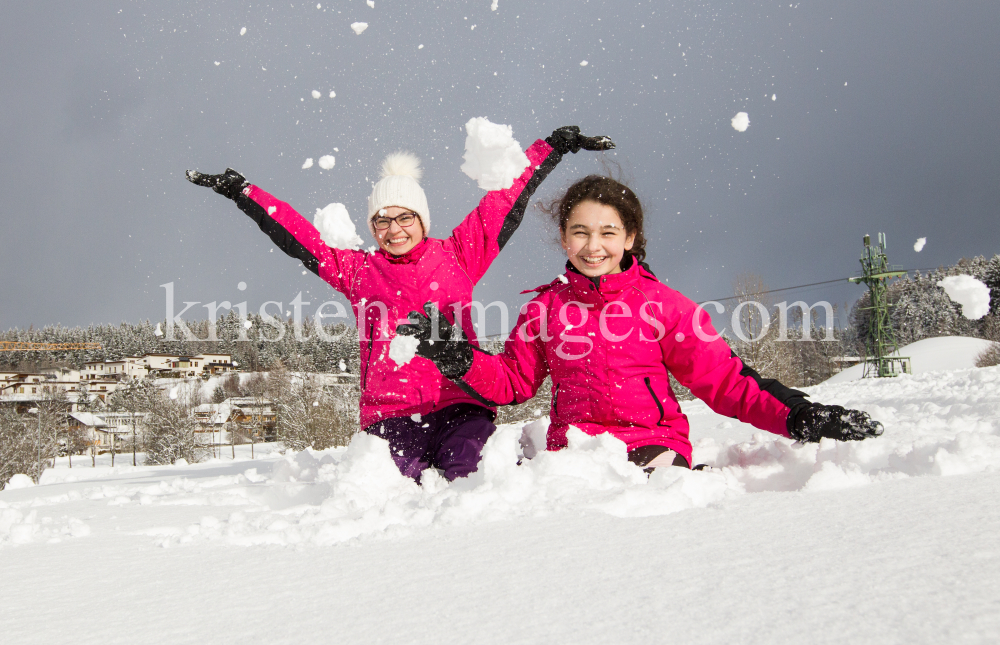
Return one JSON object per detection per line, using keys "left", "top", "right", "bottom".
{"left": 186, "top": 168, "right": 248, "bottom": 200}
{"left": 395, "top": 302, "right": 474, "bottom": 379}
{"left": 545, "top": 126, "right": 615, "bottom": 155}
{"left": 789, "top": 403, "right": 884, "bottom": 443}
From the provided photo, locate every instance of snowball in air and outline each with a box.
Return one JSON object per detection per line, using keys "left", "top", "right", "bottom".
{"left": 240, "top": 27, "right": 247, "bottom": 36}
{"left": 302, "top": 158, "right": 314, "bottom": 169}
{"left": 491, "top": 0, "right": 499, "bottom": 10}
{"left": 351, "top": 22, "right": 368, "bottom": 35}
{"left": 731, "top": 112, "right": 750, "bottom": 132}
{"left": 389, "top": 334, "right": 420, "bottom": 367}
{"left": 311, "top": 90, "right": 321, "bottom": 99}
{"left": 314, "top": 203, "right": 363, "bottom": 250}
{"left": 937, "top": 275, "right": 991, "bottom": 320}
{"left": 329, "top": 90, "right": 336, "bottom": 98}
{"left": 580, "top": 60, "right": 589, "bottom": 66}
{"left": 914, "top": 237, "right": 926, "bottom": 252}
{"left": 318, "top": 155, "right": 336, "bottom": 170}
{"left": 460, "top": 117, "right": 530, "bottom": 191}
{"left": 367, "top": 0, "right": 375, "bottom": 6}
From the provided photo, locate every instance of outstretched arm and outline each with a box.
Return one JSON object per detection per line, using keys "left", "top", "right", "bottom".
{"left": 396, "top": 302, "right": 549, "bottom": 407}
{"left": 446, "top": 127, "right": 614, "bottom": 283}
{"left": 662, "top": 298, "right": 882, "bottom": 442}
{"left": 186, "top": 168, "right": 361, "bottom": 296}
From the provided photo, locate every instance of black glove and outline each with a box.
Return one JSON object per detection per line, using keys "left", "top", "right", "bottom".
{"left": 395, "top": 302, "right": 474, "bottom": 379}
{"left": 545, "top": 126, "right": 615, "bottom": 155}
{"left": 789, "top": 403, "right": 884, "bottom": 443}
{"left": 186, "top": 168, "right": 248, "bottom": 200}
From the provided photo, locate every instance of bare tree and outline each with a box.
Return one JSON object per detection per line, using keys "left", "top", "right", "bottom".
{"left": 144, "top": 393, "right": 209, "bottom": 465}
{"left": 108, "top": 378, "right": 159, "bottom": 466}
{"left": 0, "top": 410, "right": 45, "bottom": 487}
{"left": 728, "top": 272, "right": 798, "bottom": 385}
{"left": 273, "top": 369, "right": 358, "bottom": 451}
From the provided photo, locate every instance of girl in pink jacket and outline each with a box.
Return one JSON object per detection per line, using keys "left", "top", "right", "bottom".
{"left": 398, "top": 175, "right": 883, "bottom": 470}
{"left": 186, "top": 128, "right": 614, "bottom": 480}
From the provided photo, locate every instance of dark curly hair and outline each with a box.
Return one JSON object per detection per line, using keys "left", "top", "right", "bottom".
{"left": 540, "top": 175, "right": 647, "bottom": 264}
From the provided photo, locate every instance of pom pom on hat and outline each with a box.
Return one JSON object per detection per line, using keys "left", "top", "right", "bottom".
{"left": 368, "top": 151, "right": 430, "bottom": 237}
{"left": 380, "top": 152, "right": 423, "bottom": 181}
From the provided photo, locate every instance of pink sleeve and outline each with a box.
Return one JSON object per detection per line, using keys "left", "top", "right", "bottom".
{"left": 661, "top": 298, "right": 794, "bottom": 437}
{"left": 239, "top": 186, "right": 363, "bottom": 297}
{"left": 444, "top": 139, "right": 558, "bottom": 283}
{"left": 458, "top": 303, "right": 550, "bottom": 405}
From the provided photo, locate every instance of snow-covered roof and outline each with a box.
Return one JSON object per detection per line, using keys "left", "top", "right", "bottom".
{"left": 69, "top": 412, "right": 107, "bottom": 427}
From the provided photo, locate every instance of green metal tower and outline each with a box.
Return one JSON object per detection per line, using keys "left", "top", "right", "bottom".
{"left": 848, "top": 233, "right": 912, "bottom": 378}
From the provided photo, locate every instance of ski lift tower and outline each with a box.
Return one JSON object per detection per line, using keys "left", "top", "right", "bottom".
{"left": 848, "top": 233, "right": 911, "bottom": 378}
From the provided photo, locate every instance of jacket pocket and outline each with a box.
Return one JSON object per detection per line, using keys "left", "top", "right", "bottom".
{"left": 644, "top": 377, "right": 670, "bottom": 427}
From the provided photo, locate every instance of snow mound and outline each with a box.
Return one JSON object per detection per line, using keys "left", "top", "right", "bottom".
{"left": 3, "top": 474, "right": 34, "bottom": 490}
{"left": 938, "top": 275, "right": 990, "bottom": 319}
{"left": 914, "top": 237, "right": 926, "bottom": 252}
{"left": 351, "top": 22, "right": 368, "bottom": 35}
{"left": 823, "top": 336, "right": 994, "bottom": 384}
{"left": 731, "top": 112, "right": 750, "bottom": 132}
{"left": 314, "top": 203, "right": 363, "bottom": 250}
{"left": 460, "top": 117, "right": 530, "bottom": 191}
{"left": 388, "top": 334, "right": 420, "bottom": 366}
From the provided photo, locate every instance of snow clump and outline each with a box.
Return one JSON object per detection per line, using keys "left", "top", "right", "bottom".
{"left": 914, "top": 237, "right": 927, "bottom": 252}
{"left": 389, "top": 334, "right": 420, "bottom": 367}
{"left": 351, "top": 22, "right": 368, "bottom": 35}
{"left": 302, "top": 158, "right": 314, "bottom": 169}
{"left": 460, "top": 117, "right": 530, "bottom": 191}
{"left": 367, "top": 0, "right": 375, "bottom": 6}
{"left": 313, "top": 204, "right": 363, "bottom": 250}
{"left": 240, "top": 27, "right": 247, "bottom": 36}
{"left": 937, "top": 275, "right": 991, "bottom": 320}
{"left": 731, "top": 112, "right": 750, "bottom": 132}
{"left": 311, "top": 90, "right": 321, "bottom": 99}
{"left": 318, "top": 155, "right": 336, "bottom": 170}
{"left": 491, "top": 0, "right": 499, "bottom": 11}
{"left": 3, "top": 474, "right": 35, "bottom": 490}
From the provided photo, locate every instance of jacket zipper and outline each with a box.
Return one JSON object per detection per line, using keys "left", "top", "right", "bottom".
{"left": 552, "top": 383, "right": 560, "bottom": 417}
{"left": 361, "top": 319, "right": 376, "bottom": 390}
{"left": 644, "top": 377, "right": 669, "bottom": 427}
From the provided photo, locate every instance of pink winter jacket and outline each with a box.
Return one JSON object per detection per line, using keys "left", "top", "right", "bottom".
{"left": 455, "top": 259, "right": 804, "bottom": 465}
{"left": 234, "top": 139, "right": 561, "bottom": 430}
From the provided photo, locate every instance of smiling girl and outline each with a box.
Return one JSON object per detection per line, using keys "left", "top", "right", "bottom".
{"left": 399, "top": 175, "right": 883, "bottom": 470}
{"left": 185, "top": 128, "right": 614, "bottom": 480}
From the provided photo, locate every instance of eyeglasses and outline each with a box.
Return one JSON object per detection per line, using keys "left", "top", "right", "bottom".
{"left": 373, "top": 212, "right": 420, "bottom": 230}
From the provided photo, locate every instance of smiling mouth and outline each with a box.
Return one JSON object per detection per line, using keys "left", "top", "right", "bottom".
{"left": 388, "top": 236, "right": 410, "bottom": 245}
{"left": 582, "top": 255, "right": 608, "bottom": 266}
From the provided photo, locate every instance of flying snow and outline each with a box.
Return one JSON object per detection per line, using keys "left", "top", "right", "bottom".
{"left": 460, "top": 117, "right": 530, "bottom": 191}
{"left": 367, "top": 0, "right": 375, "bottom": 6}
{"left": 302, "top": 158, "right": 314, "bottom": 169}
{"left": 580, "top": 60, "right": 589, "bottom": 66}
{"left": 771, "top": 94, "right": 776, "bottom": 101}
{"left": 351, "top": 22, "right": 368, "bottom": 35}
{"left": 389, "top": 334, "right": 420, "bottom": 367}
{"left": 491, "top": 0, "right": 499, "bottom": 11}
{"left": 937, "top": 275, "right": 991, "bottom": 320}
{"left": 313, "top": 204, "right": 363, "bottom": 250}
{"left": 329, "top": 90, "right": 336, "bottom": 98}
{"left": 318, "top": 155, "right": 336, "bottom": 170}
{"left": 240, "top": 27, "right": 247, "bottom": 36}
{"left": 311, "top": 90, "right": 321, "bottom": 99}
{"left": 914, "top": 237, "right": 927, "bottom": 252}
{"left": 731, "top": 112, "right": 750, "bottom": 132}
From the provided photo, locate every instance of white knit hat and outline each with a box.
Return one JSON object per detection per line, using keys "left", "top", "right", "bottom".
{"left": 367, "top": 152, "right": 430, "bottom": 237}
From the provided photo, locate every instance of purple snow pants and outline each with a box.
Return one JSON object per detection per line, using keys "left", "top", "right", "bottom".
{"left": 365, "top": 404, "right": 496, "bottom": 482}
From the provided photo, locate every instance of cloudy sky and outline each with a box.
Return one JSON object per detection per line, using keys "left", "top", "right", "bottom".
{"left": 2, "top": 0, "right": 998, "bottom": 335}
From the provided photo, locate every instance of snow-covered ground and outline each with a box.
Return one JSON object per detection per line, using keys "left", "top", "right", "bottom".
{"left": 3, "top": 364, "right": 1000, "bottom": 643}
{"left": 824, "top": 336, "right": 993, "bottom": 384}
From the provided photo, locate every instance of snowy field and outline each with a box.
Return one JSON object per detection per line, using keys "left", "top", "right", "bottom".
{"left": 3, "top": 365, "right": 1000, "bottom": 644}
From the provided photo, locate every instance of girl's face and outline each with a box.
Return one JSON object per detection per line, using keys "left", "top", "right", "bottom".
{"left": 374, "top": 205, "right": 425, "bottom": 255}
{"left": 561, "top": 200, "right": 636, "bottom": 277}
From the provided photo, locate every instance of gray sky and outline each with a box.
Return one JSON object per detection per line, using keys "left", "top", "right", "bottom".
{"left": 2, "top": 0, "right": 999, "bottom": 335}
